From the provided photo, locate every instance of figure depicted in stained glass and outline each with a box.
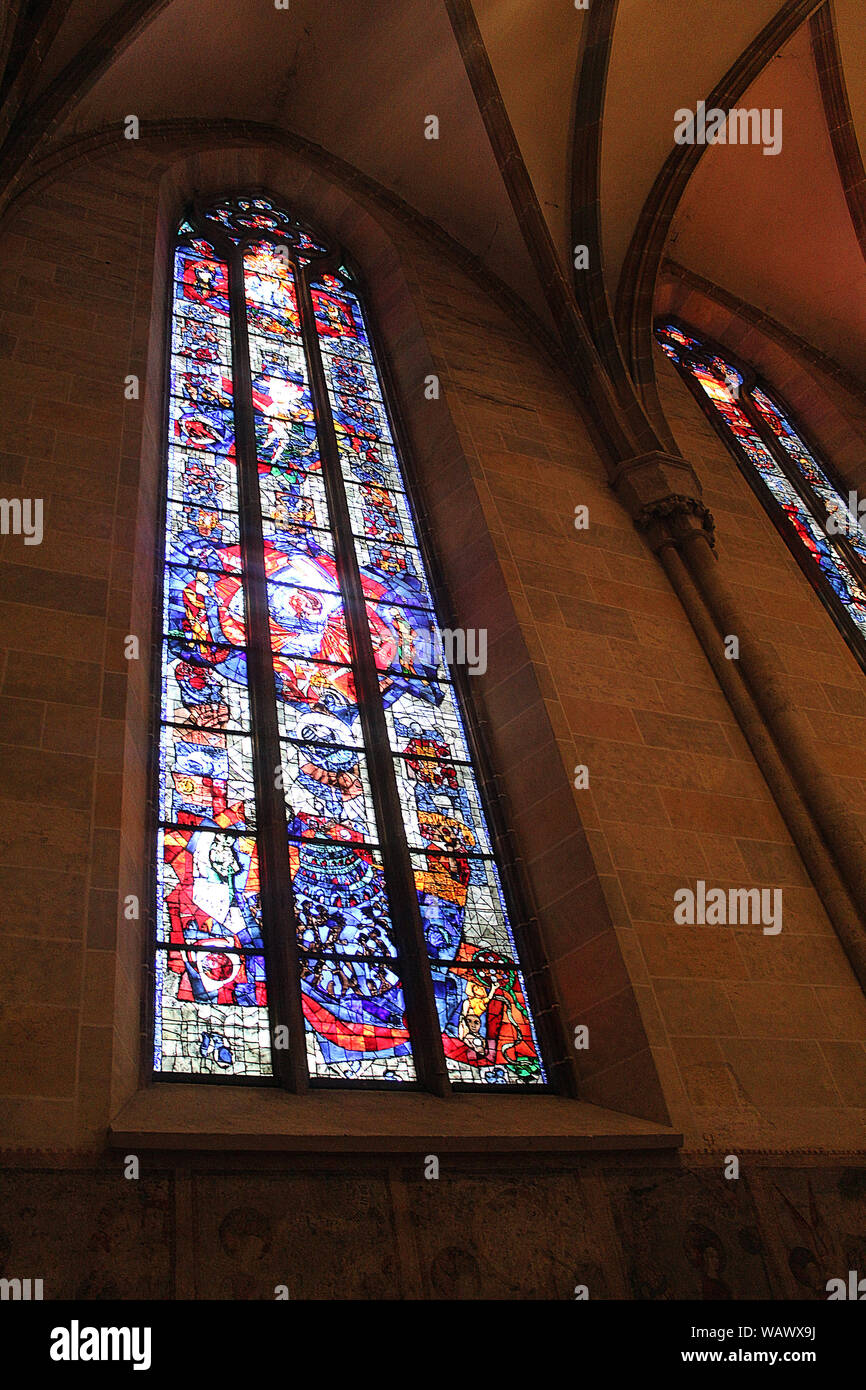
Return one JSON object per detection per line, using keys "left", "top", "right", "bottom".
{"left": 160, "top": 829, "right": 268, "bottom": 1073}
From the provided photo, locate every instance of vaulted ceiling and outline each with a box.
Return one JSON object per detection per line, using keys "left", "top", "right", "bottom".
{"left": 665, "top": 19, "right": 866, "bottom": 381}
{"left": 1, "top": 0, "right": 865, "bottom": 389}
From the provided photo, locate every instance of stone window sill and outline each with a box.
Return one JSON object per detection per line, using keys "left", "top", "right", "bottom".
{"left": 109, "top": 1083, "right": 682, "bottom": 1152}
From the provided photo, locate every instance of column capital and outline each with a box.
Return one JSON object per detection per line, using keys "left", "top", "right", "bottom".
{"left": 610, "top": 450, "right": 715, "bottom": 551}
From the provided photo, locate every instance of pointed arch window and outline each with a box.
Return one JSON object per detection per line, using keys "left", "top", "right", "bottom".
{"left": 656, "top": 321, "right": 866, "bottom": 663}
{"left": 152, "top": 195, "right": 547, "bottom": 1091}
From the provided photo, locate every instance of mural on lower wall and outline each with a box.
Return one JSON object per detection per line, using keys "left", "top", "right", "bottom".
{"left": 0, "top": 1162, "right": 864, "bottom": 1300}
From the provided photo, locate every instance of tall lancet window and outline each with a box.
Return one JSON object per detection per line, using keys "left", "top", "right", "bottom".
{"left": 153, "top": 195, "right": 547, "bottom": 1091}
{"left": 656, "top": 322, "right": 866, "bottom": 658}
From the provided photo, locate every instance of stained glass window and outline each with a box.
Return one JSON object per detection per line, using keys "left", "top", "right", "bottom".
{"left": 656, "top": 322, "right": 866, "bottom": 653}
{"left": 154, "top": 196, "right": 547, "bottom": 1090}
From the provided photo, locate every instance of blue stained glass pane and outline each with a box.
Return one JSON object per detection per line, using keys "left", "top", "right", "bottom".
{"left": 301, "top": 963, "right": 416, "bottom": 1084}
{"left": 356, "top": 537, "right": 432, "bottom": 609}
{"left": 280, "top": 739, "right": 379, "bottom": 844}
{"left": 366, "top": 599, "right": 446, "bottom": 681}
{"left": 310, "top": 279, "right": 372, "bottom": 351}
{"left": 261, "top": 518, "right": 335, "bottom": 568}
{"left": 156, "top": 828, "right": 263, "bottom": 946}
{"left": 252, "top": 374, "right": 315, "bottom": 426}
{"left": 161, "top": 638, "right": 251, "bottom": 732}
{"left": 254, "top": 412, "right": 317, "bottom": 468}
{"left": 279, "top": 690, "right": 364, "bottom": 746}
{"left": 385, "top": 681, "right": 473, "bottom": 762}
{"left": 170, "top": 356, "right": 234, "bottom": 404}
{"left": 332, "top": 386, "right": 391, "bottom": 443}
{"left": 289, "top": 840, "right": 398, "bottom": 952}
{"left": 752, "top": 387, "right": 866, "bottom": 563}
{"left": 164, "top": 501, "right": 242, "bottom": 572}
{"left": 154, "top": 821, "right": 271, "bottom": 1074}
{"left": 268, "top": 579, "right": 347, "bottom": 658}
{"left": 273, "top": 657, "right": 360, "bottom": 734}
{"left": 247, "top": 300, "right": 302, "bottom": 340}
{"left": 258, "top": 467, "right": 330, "bottom": 532}
{"left": 338, "top": 440, "right": 404, "bottom": 490}
{"left": 170, "top": 393, "right": 235, "bottom": 453}
{"left": 393, "top": 753, "right": 493, "bottom": 855}
{"left": 412, "top": 850, "right": 517, "bottom": 960}
{"left": 344, "top": 479, "right": 421, "bottom": 549}
{"left": 173, "top": 247, "right": 230, "bottom": 318}
{"left": 167, "top": 447, "right": 239, "bottom": 511}
{"left": 172, "top": 312, "right": 232, "bottom": 367}
{"left": 155, "top": 948, "right": 272, "bottom": 1077}
{"left": 293, "top": 836, "right": 415, "bottom": 1083}
{"left": 249, "top": 335, "right": 308, "bottom": 382}
{"left": 159, "top": 726, "right": 257, "bottom": 830}
{"left": 428, "top": 963, "right": 544, "bottom": 1086}
{"left": 245, "top": 271, "right": 302, "bottom": 322}
{"left": 163, "top": 563, "right": 247, "bottom": 647}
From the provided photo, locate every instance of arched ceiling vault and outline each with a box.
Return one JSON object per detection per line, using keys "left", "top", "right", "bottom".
{"left": 1, "top": 0, "right": 864, "bottom": 419}
{"left": 665, "top": 18, "right": 866, "bottom": 383}
{"left": 601, "top": 0, "right": 866, "bottom": 400}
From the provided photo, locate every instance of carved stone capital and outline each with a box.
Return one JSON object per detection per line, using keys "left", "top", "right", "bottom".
{"left": 610, "top": 451, "right": 715, "bottom": 551}
{"left": 633, "top": 493, "right": 716, "bottom": 550}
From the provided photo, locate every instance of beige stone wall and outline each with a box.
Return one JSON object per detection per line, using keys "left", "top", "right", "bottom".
{"left": 0, "top": 157, "right": 156, "bottom": 1153}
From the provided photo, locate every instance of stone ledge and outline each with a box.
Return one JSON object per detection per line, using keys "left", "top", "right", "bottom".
{"left": 108, "top": 1084, "right": 682, "bottom": 1153}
